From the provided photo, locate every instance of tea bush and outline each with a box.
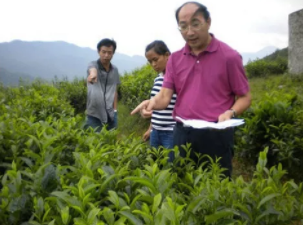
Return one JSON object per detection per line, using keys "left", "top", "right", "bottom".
{"left": 235, "top": 91, "right": 303, "bottom": 180}
{"left": 119, "top": 64, "right": 157, "bottom": 110}
{"left": 53, "top": 77, "right": 87, "bottom": 114}
{"left": 1, "top": 130, "right": 303, "bottom": 224}
{"left": 245, "top": 57, "right": 288, "bottom": 78}
{"left": 0, "top": 82, "right": 77, "bottom": 169}
{"left": 0, "top": 81, "right": 303, "bottom": 225}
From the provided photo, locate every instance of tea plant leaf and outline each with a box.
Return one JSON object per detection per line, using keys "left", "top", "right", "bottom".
{"left": 114, "top": 217, "right": 127, "bottom": 225}
{"left": 119, "top": 211, "right": 143, "bottom": 225}
{"left": 233, "top": 202, "right": 252, "bottom": 221}
{"left": 130, "top": 194, "right": 142, "bottom": 210}
{"left": 101, "top": 207, "right": 114, "bottom": 224}
{"left": 47, "top": 220, "right": 55, "bottom": 225}
{"left": 108, "top": 191, "right": 120, "bottom": 209}
{"left": 257, "top": 193, "right": 281, "bottom": 209}
{"left": 255, "top": 207, "right": 282, "bottom": 223}
{"left": 124, "top": 177, "right": 157, "bottom": 193}
{"left": 205, "top": 209, "right": 236, "bottom": 224}
{"left": 186, "top": 195, "right": 206, "bottom": 214}
{"left": 88, "top": 208, "right": 101, "bottom": 224}
{"left": 61, "top": 206, "right": 70, "bottom": 225}
{"left": 51, "top": 191, "right": 82, "bottom": 208}
{"left": 20, "top": 157, "right": 33, "bottom": 167}
{"left": 152, "top": 193, "right": 162, "bottom": 214}
{"left": 71, "top": 206, "right": 86, "bottom": 218}
{"left": 42, "top": 208, "right": 52, "bottom": 223}
{"left": 100, "top": 174, "right": 119, "bottom": 193}
{"left": 132, "top": 210, "right": 153, "bottom": 222}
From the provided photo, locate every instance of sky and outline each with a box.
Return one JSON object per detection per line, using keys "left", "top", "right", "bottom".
{"left": 0, "top": 0, "right": 303, "bottom": 57}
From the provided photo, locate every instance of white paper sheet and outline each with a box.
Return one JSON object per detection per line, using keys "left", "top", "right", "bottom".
{"left": 176, "top": 116, "right": 245, "bottom": 129}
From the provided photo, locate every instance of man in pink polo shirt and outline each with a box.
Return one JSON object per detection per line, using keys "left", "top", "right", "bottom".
{"left": 132, "top": 1, "right": 251, "bottom": 177}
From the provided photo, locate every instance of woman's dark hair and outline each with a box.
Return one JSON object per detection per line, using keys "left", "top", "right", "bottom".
{"left": 145, "top": 40, "right": 171, "bottom": 55}
{"left": 97, "top": 38, "right": 117, "bottom": 53}
{"left": 175, "top": 1, "right": 210, "bottom": 23}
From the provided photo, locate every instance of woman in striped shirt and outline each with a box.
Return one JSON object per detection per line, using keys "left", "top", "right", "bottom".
{"left": 143, "top": 40, "right": 177, "bottom": 162}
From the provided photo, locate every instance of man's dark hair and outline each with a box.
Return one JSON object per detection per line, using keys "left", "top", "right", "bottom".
{"left": 97, "top": 38, "right": 117, "bottom": 53}
{"left": 175, "top": 1, "right": 210, "bottom": 23}
{"left": 145, "top": 40, "right": 171, "bottom": 55}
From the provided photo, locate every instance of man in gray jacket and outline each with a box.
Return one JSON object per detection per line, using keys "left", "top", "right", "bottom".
{"left": 85, "top": 38, "right": 120, "bottom": 132}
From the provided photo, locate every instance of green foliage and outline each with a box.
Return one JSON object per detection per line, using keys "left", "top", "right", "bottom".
{"left": 53, "top": 77, "right": 87, "bottom": 114}
{"left": 119, "top": 64, "right": 157, "bottom": 110}
{"left": 1, "top": 132, "right": 303, "bottom": 225}
{"left": 263, "top": 48, "right": 288, "bottom": 62}
{"left": 0, "top": 81, "right": 74, "bottom": 121}
{"left": 245, "top": 47, "right": 288, "bottom": 78}
{"left": 235, "top": 91, "right": 303, "bottom": 180}
{"left": 1, "top": 68, "right": 303, "bottom": 224}
{"left": 245, "top": 57, "right": 288, "bottom": 78}
{"left": 0, "top": 81, "right": 84, "bottom": 171}
{"left": 117, "top": 103, "right": 150, "bottom": 137}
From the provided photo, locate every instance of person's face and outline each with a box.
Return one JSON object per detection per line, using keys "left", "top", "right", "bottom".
{"left": 178, "top": 4, "right": 211, "bottom": 52}
{"left": 98, "top": 45, "right": 114, "bottom": 65}
{"left": 145, "top": 49, "right": 169, "bottom": 73}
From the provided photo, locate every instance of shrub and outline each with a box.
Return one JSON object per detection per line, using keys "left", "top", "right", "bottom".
{"left": 245, "top": 57, "right": 288, "bottom": 78}
{"left": 1, "top": 80, "right": 303, "bottom": 224}
{"left": 53, "top": 77, "right": 87, "bottom": 114}
{"left": 119, "top": 64, "right": 157, "bottom": 110}
{"left": 235, "top": 92, "right": 303, "bottom": 180}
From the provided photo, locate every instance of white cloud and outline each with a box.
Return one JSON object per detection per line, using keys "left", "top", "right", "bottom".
{"left": 0, "top": 0, "right": 302, "bottom": 55}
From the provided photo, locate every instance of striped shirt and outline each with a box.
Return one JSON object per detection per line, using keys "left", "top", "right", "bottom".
{"left": 151, "top": 73, "right": 177, "bottom": 131}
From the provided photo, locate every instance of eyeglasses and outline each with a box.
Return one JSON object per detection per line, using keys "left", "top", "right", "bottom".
{"left": 178, "top": 21, "right": 204, "bottom": 33}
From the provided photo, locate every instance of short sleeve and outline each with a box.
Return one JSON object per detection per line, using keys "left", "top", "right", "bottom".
{"left": 227, "top": 52, "right": 250, "bottom": 96}
{"left": 162, "top": 56, "right": 175, "bottom": 91}
{"left": 115, "top": 68, "right": 121, "bottom": 85}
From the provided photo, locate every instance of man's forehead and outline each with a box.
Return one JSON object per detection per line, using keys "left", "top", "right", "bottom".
{"left": 179, "top": 4, "right": 198, "bottom": 15}
{"left": 100, "top": 46, "right": 114, "bottom": 51}
{"left": 179, "top": 5, "right": 203, "bottom": 22}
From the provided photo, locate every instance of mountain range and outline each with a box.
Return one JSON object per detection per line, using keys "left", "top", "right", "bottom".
{"left": 0, "top": 40, "right": 147, "bottom": 85}
{"left": 240, "top": 46, "right": 279, "bottom": 65}
{"left": 0, "top": 40, "right": 279, "bottom": 86}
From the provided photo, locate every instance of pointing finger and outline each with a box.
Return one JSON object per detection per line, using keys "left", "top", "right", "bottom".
{"left": 131, "top": 100, "right": 149, "bottom": 115}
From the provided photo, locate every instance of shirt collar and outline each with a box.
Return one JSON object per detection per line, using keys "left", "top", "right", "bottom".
{"left": 182, "top": 33, "right": 219, "bottom": 55}
{"left": 97, "top": 59, "right": 112, "bottom": 72}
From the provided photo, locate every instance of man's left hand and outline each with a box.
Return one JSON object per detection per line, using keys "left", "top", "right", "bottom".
{"left": 218, "top": 110, "right": 233, "bottom": 122}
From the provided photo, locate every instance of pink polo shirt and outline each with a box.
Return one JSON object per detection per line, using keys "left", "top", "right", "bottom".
{"left": 163, "top": 35, "right": 249, "bottom": 122}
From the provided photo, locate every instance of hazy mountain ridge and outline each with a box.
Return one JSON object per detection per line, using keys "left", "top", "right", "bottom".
{"left": 0, "top": 40, "right": 280, "bottom": 86}
{"left": 0, "top": 67, "right": 34, "bottom": 86}
{"left": 241, "top": 46, "right": 279, "bottom": 65}
{"left": 0, "top": 40, "right": 147, "bottom": 82}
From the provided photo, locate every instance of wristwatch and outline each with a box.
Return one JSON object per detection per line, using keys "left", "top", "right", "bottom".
{"left": 229, "top": 109, "right": 237, "bottom": 118}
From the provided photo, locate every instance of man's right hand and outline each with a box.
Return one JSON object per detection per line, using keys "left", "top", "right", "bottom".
{"left": 87, "top": 68, "right": 98, "bottom": 83}
{"left": 131, "top": 99, "right": 153, "bottom": 118}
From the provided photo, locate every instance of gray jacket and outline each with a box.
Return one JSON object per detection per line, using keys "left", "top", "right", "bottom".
{"left": 86, "top": 60, "right": 120, "bottom": 123}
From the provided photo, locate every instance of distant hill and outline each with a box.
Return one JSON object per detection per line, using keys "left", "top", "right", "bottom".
{"left": 0, "top": 67, "right": 34, "bottom": 86}
{"left": 0, "top": 40, "right": 147, "bottom": 83}
{"left": 241, "top": 46, "right": 279, "bottom": 65}
{"left": 0, "top": 40, "right": 282, "bottom": 86}
{"left": 263, "top": 47, "right": 288, "bottom": 61}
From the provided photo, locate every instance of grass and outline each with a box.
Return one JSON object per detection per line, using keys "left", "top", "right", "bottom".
{"left": 117, "top": 103, "right": 150, "bottom": 139}
{"left": 249, "top": 73, "right": 303, "bottom": 102}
